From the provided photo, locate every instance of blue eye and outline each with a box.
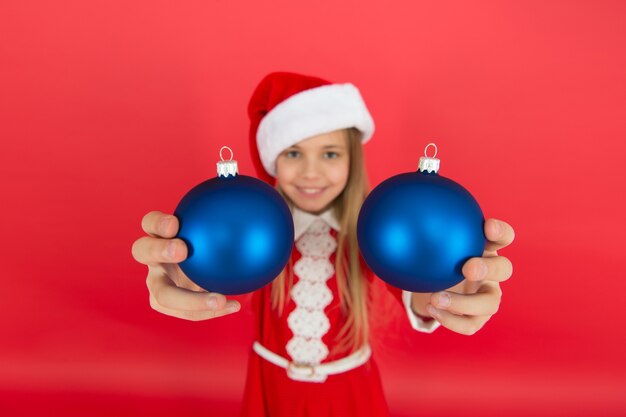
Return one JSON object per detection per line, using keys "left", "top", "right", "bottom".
{"left": 283, "top": 150, "right": 340, "bottom": 159}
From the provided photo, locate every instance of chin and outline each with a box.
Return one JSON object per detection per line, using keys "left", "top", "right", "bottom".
{"left": 295, "top": 201, "right": 328, "bottom": 214}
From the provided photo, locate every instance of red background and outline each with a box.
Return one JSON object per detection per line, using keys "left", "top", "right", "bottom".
{"left": 1, "top": 1, "right": 625, "bottom": 416}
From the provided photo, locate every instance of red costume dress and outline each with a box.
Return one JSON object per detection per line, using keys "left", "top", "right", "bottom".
{"left": 239, "top": 208, "right": 440, "bottom": 417}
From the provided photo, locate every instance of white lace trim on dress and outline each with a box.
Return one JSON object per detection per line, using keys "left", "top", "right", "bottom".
{"left": 286, "top": 218, "right": 336, "bottom": 365}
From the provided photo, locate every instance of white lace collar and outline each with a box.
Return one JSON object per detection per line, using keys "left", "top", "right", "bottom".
{"left": 292, "top": 206, "right": 341, "bottom": 241}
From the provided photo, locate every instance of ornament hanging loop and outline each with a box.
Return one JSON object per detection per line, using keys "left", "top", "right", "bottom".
{"left": 418, "top": 142, "right": 440, "bottom": 174}
{"left": 220, "top": 146, "right": 234, "bottom": 162}
{"left": 425, "top": 143, "right": 437, "bottom": 158}
{"left": 217, "top": 145, "right": 238, "bottom": 178}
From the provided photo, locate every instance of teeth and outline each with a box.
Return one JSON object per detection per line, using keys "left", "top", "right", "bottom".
{"left": 300, "top": 188, "right": 323, "bottom": 194}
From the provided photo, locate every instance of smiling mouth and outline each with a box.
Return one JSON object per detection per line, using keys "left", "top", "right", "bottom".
{"left": 296, "top": 187, "right": 326, "bottom": 196}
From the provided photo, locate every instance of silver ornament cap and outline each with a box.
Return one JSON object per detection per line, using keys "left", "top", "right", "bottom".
{"left": 418, "top": 143, "right": 440, "bottom": 174}
{"left": 216, "top": 146, "right": 239, "bottom": 178}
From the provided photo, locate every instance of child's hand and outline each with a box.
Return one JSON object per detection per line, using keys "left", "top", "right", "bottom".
{"left": 131, "top": 211, "right": 241, "bottom": 321}
{"left": 412, "top": 218, "right": 515, "bottom": 335}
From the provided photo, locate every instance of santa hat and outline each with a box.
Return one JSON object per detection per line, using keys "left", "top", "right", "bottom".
{"left": 247, "top": 71, "right": 375, "bottom": 184}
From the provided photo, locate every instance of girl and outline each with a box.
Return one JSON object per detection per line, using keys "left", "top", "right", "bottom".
{"left": 131, "top": 72, "right": 515, "bottom": 416}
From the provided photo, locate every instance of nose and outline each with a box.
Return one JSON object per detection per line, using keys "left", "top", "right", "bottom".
{"left": 300, "top": 157, "right": 321, "bottom": 179}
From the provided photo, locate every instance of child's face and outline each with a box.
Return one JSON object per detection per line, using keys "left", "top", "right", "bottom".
{"left": 275, "top": 129, "right": 350, "bottom": 215}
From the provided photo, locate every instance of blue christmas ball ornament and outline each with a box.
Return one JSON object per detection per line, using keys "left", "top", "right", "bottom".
{"left": 174, "top": 146, "right": 294, "bottom": 295}
{"left": 357, "top": 144, "right": 486, "bottom": 293}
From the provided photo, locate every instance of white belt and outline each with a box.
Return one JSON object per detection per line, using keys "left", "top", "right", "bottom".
{"left": 252, "top": 341, "right": 372, "bottom": 383}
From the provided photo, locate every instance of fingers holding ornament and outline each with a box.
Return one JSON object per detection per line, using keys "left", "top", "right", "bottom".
{"left": 483, "top": 218, "right": 515, "bottom": 255}
{"left": 141, "top": 211, "right": 180, "bottom": 238}
{"left": 461, "top": 256, "right": 513, "bottom": 283}
{"left": 146, "top": 270, "right": 241, "bottom": 319}
{"left": 426, "top": 305, "right": 491, "bottom": 336}
{"left": 149, "top": 294, "right": 241, "bottom": 321}
{"left": 430, "top": 282, "right": 501, "bottom": 317}
{"left": 132, "top": 236, "right": 188, "bottom": 266}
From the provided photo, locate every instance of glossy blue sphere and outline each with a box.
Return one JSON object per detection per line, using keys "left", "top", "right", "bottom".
{"left": 357, "top": 171, "right": 486, "bottom": 293}
{"left": 174, "top": 175, "right": 294, "bottom": 295}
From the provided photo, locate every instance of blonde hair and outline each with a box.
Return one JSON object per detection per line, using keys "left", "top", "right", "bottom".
{"left": 271, "top": 127, "right": 371, "bottom": 356}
